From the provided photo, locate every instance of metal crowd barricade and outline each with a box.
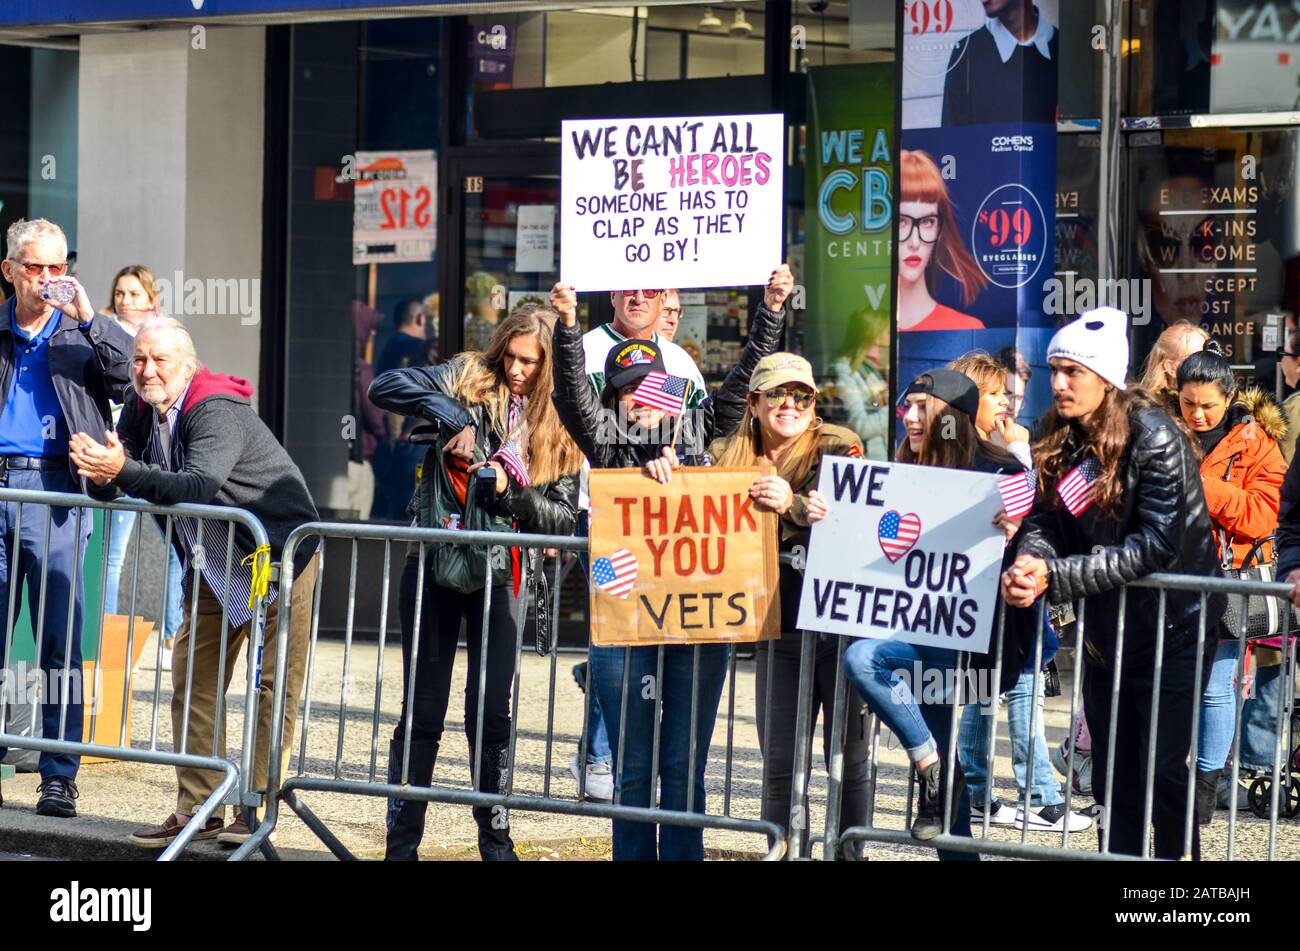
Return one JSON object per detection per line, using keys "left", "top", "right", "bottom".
{"left": 231, "top": 521, "right": 784, "bottom": 861}
{"left": 829, "top": 570, "right": 1299, "bottom": 861}
{"left": 0, "top": 487, "right": 271, "bottom": 860}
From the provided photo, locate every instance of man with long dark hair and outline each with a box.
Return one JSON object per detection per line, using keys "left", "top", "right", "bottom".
{"left": 1001, "top": 307, "right": 1221, "bottom": 859}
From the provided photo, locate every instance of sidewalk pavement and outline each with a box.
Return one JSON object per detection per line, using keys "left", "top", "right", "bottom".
{"left": 0, "top": 631, "right": 1291, "bottom": 861}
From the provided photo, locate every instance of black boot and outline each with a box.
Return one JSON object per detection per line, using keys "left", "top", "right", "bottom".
{"left": 1196, "top": 769, "right": 1221, "bottom": 826}
{"left": 912, "top": 755, "right": 965, "bottom": 842}
{"left": 384, "top": 738, "right": 438, "bottom": 861}
{"left": 471, "top": 740, "right": 519, "bottom": 861}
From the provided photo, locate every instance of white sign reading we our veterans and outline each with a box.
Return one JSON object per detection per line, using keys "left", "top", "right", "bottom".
{"left": 795, "top": 457, "right": 1006, "bottom": 654}
{"left": 560, "top": 113, "right": 784, "bottom": 292}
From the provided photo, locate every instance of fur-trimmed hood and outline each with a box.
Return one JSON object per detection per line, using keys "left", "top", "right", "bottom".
{"left": 1228, "top": 387, "right": 1288, "bottom": 443}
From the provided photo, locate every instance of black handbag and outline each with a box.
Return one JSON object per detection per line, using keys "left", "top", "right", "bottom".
{"left": 1217, "top": 453, "right": 1295, "bottom": 638}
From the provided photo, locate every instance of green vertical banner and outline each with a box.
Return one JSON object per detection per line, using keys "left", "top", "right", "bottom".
{"left": 803, "top": 63, "right": 895, "bottom": 459}
{"left": 9, "top": 508, "right": 106, "bottom": 664}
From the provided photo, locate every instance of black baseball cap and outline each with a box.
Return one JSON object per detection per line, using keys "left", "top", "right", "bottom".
{"left": 903, "top": 368, "right": 980, "bottom": 422}
{"left": 604, "top": 338, "right": 665, "bottom": 392}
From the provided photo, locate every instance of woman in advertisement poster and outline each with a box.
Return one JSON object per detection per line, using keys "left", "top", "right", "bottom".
{"left": 840, "top": 368, "right": 1030, "bottom": 858}
{"left": 710, "top": 353, "right": 871, "bottom": 860}
{"left": 897, "top": 150, "right": 988, "bottom": 332}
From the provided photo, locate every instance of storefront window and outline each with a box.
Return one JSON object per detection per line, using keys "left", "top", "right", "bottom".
{"left": 1125, "top": 127, "right": 1298, "bottom": 390}
{"left": 283, "top": 18, "right": 442, "bottom": 520}
{"left": 1129, "top": 0, "right": 1300, "bottom": 117}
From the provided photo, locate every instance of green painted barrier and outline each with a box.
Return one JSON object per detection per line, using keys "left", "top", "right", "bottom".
{"left": 7, "top": 508, "right": 106, "bottom": 663}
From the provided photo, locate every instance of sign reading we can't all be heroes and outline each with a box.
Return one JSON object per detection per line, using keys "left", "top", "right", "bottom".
{"left": 796, "top": 457, "right": 1006, "bottom": 654}
{"left": 587, "top": 468, "right": 781, "bottom": 646}
{"left": 560, "top": 113, "right": 784, "bottom": 292}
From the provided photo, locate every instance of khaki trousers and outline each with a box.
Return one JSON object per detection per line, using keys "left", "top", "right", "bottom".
{"left": 173, "top": 553, "right": 320, "bottom": 818}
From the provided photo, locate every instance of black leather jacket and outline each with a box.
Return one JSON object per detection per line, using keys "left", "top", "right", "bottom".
{"left": 551, "top": 300, "right": 785, "bottom": 469}
{"left": 1015, "top": 392, "right": 1222, "bottom": 667}
{"left": 368, "top": 357, "right": 578, "bottom": 536}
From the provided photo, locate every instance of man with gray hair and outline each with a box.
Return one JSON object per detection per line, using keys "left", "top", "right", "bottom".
{"left": 0, "top": 217, "right": 133, "bottom": 818}
{"left": 69, "top": 317, "right": 320, "bottom": 848}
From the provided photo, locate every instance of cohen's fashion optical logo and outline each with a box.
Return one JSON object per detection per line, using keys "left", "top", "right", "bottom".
{"left": 990, "top": 135, "right": 1034, "bottom": 154}
{"left": 50, "top": 882, "right": 151, "bottom": 932}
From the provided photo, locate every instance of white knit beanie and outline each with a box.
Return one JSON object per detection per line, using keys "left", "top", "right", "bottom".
{"left": 1046, "top": 307, "right": 1130, "bottom": 391}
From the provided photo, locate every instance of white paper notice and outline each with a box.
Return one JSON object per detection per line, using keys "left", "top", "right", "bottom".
{"left": 515, "top": 204, "right": 556, "bottom": 273}
{"left": 560, "top": 113, "right": 784, "bottom": 291}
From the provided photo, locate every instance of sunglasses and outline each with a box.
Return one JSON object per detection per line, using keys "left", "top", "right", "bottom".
{"left": 618, "top": 289, "right": 662, "bottom": 299}
{"left": 757, "top": 387, "right": 815, "bottom": 410}
{"left": 11, "top": 260, "right": 68, "bottom": 278}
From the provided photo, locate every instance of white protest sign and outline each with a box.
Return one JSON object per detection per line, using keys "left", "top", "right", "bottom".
{"left": 560, "top": 113, "right": 784, "bottom": 291}
{"left": 353, "top": 149, "right": 437, "bottom": 264}
{"left": 796, "top": 457, "right": 1005, "bottom": 653}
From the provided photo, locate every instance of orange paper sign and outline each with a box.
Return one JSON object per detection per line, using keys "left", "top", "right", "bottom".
{"left": 587, "top": 467, "right": 781, "bottom": 646}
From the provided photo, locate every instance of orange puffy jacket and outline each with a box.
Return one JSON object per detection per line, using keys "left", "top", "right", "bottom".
{"left": 1198, "top": 389, "right": 1289, "bottom": 569}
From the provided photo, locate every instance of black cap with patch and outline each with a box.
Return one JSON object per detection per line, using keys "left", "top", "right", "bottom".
{"left": 604, "top": 338, "right": 666, "bottom": 392}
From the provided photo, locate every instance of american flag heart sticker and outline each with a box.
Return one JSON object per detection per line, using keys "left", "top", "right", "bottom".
{"left": 592, "top": 548, "right": 638, "bottom": 599}
{"left": 878, "top": 510, "right": 922, "bottom": 563}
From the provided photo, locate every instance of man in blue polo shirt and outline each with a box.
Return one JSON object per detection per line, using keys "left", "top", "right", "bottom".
{"left": 0, "top": 218, "right": 132, "bottom": 817}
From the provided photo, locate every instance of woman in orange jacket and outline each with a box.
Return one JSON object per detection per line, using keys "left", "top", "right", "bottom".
{"left": 1175, "top": 346, "right": 1288, "bottom": 825}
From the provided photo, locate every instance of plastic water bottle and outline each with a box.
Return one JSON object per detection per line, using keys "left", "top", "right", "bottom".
{"left": 42, "top": 280, "right": 77, "bottom": 306}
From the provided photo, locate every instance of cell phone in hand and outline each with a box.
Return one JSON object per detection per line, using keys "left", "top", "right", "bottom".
{"left": 475, "top": 464, "right": 498, "bottom": 502}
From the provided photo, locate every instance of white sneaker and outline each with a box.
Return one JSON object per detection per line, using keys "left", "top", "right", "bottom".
{"left": 569, "top": 754, "right": 613, "bottom": 802}
{"left": 160, "top": 645, "right": 174, "bottom": 671}
{"left": 1017, "top": 803, "right": 1093, "bottom": 832}
{"left": 970, "top": 797, "right": 1018, "bottom": 825}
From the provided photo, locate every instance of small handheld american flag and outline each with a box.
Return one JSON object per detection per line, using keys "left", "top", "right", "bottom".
{"left": 632, "top": 371, "right": 687, "bottom": 415}
{"left": 491, "top": 440, "right": 530, "bottom": 487}
{"left": 1058, "top": 456, "right": 1101, "bottom": 516}
{"left": 998, "top": 469, "right": 1036, "bottom": 518}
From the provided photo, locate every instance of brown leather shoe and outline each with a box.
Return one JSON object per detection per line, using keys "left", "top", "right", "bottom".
{"left": 128, "top": 811, "right": 223, "bottom": 848}
{"left": 216, "top": 815, "right": 252, "bottom": 846}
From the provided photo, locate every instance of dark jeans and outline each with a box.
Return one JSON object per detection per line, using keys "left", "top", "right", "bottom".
{"left": 755, "top": 628, "right": 870, "bottom": 858}
{"left": 393, "top": 557, "right": 517, "bottom": 767}
{"left": 1084, "top": 638, "right": 1204, "bottom": 860}
{"left": 589, "top": 642, "right": 730, "bottom": 861}
{"left": 0, "top": 466, "right": 88, "bottom": 780}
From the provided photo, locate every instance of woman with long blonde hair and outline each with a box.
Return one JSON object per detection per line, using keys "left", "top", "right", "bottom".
{"left": 710, "top": 353, "right": 871, "bottom": 859}
{"left": 1137, "top": 320, "right": 1209, "bottom": 398}
{"left": 897, "top": 149, "right": 989, "bottom": 331}
{"left": 369, "top": 304, "right": 583, "bottom": 861}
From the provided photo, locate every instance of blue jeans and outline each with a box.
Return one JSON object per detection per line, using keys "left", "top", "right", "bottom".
{"left": 959, "top": 668, "right": 1063, "bottom": 807}
{"left": 1197, "top": 639, "right": 1240, "bottom": 772}
{"left": 1239, "top": 649, "right": 1294, "bottom": 773}
{"left": 589, "top": 642, "right": 730, "bottom": 861}
{"left": 574, "top": 512, "right": 611, "bottom": 765}
{"left": 842, "top": 637, "right": 976, "bottom": 861}
{"left": 103, "top": 508, "right": 184, "bottom": 639}
{"left": 0, "top": 467, "right": 89, "bottom": 780}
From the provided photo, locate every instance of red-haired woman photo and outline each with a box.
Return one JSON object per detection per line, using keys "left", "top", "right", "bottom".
{"left": 897, "top": 149, "right": 988, "bottom": 332}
